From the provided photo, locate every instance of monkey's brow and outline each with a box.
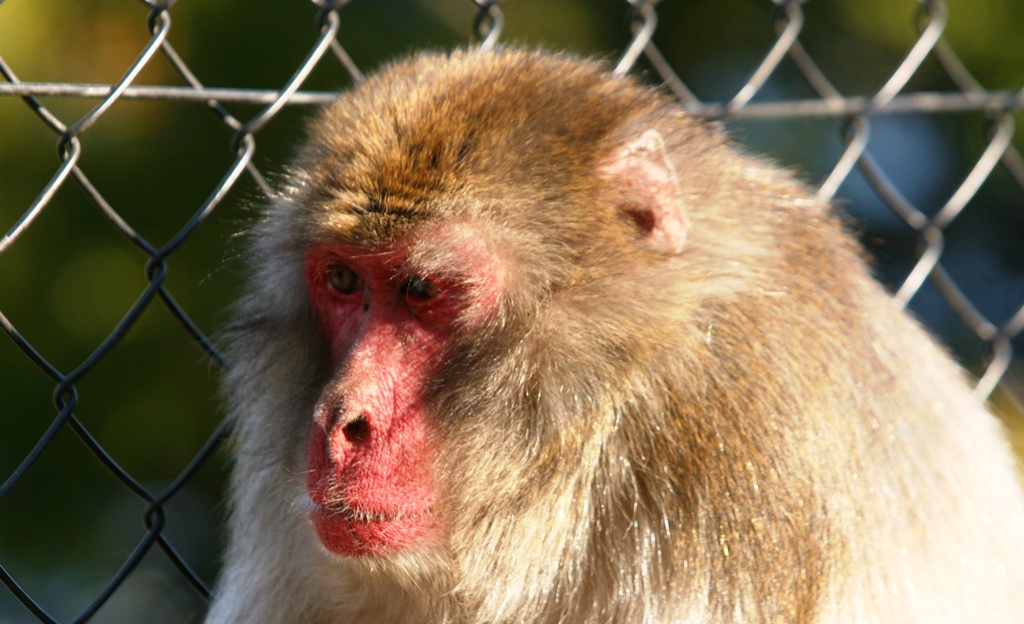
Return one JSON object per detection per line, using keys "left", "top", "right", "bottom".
{"left": 351, "top": 249, "right": 396, "bottom": 261}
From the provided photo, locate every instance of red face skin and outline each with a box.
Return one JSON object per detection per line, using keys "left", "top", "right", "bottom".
{"left": 304, "top": 237, "right": 480, "bottom": 557}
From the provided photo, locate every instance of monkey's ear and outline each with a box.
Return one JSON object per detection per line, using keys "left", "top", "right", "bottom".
{"left": 602, "top": 129, "right": 689, "bottom": 255}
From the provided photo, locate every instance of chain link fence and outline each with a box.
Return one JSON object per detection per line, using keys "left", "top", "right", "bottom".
{"left": 1, "top": 0, "right": 1022, "bottom": 621}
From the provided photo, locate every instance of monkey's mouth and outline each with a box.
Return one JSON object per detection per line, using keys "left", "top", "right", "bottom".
{"left": 306, "top": 497, "right": 435, "bottom": 557}
{"left": 321, "top": 502, "right": 425, "bottom": 523}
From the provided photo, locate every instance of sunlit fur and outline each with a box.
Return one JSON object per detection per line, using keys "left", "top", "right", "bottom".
{"left": 207, "top": 48, "right": 1024, "bottom": 623}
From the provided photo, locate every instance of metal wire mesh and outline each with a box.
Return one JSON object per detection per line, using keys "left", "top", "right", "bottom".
{"left": 1, "top": 0, "right": 1022, "bottom": 621}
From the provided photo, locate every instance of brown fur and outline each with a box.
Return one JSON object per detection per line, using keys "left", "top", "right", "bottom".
{"left": 207, "top": 48, "right": 1024, "bottom": 623}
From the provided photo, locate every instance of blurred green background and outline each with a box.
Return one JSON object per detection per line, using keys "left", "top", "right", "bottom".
{"left": 1, "top": 0, "right": 1023, "bottom": 622}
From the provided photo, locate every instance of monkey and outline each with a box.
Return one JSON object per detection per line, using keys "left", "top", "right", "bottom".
{"left": 205, "top": 47, "right": 1024, "bottom": 623}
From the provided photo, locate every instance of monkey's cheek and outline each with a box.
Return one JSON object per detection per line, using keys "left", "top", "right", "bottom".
{"left": 310, "top": 507, "right": 436, "bottom": 558}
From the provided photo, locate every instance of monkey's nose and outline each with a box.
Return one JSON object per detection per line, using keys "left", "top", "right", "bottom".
{"left": 342, "top": 414, "right": 370, "bottom": 445}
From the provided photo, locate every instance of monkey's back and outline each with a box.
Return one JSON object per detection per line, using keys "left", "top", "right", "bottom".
{"left": 654, "top": 137, "right": 1024, "bottom": 621}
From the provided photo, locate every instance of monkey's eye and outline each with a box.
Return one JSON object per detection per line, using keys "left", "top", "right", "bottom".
{"left": 327, "top": 265, "right": 362, "bottom": 295}
{"left": 401, "top": 274, "right": 440, "bottom": 303}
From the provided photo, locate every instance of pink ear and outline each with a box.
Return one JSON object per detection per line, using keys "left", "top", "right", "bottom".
{"left": 602, "top": 129, "right": 689, "bottom": 255}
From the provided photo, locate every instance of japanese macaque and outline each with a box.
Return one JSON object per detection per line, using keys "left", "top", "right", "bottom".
{"left": 205, "top": 48, "right": 1024, "bottom": 623}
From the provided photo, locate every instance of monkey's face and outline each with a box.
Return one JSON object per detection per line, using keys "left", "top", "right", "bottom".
{"left": 302, "top": 224, "right": 506, "bottom": 557}
{"left": 278, "top": 49, "right": 693, "bottom": 560}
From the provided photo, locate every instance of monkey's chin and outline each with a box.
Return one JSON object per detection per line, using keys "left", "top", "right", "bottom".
{"left": 307, "top": 500, "right": 434, "bottom": 558}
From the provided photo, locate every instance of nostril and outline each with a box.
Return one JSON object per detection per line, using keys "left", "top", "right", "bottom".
{"left": 342, "top": 414, "right": 370, "bottom": 444}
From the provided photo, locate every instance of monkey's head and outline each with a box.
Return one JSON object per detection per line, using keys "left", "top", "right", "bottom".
{"left": 249, "top": 48, "right": 713, "bottom": 561}
{"left": 212, "top": 44, "right": 1024, "bottom": 624}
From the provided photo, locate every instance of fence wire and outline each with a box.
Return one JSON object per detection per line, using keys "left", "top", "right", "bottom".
{"left": 1, "top": 0, "right": 1022, "bottom": 621}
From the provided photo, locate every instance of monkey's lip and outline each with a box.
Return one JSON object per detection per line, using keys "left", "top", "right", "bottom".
{"left": 313, "top": 501, "right": 427, "bottom": 523}
{"left": 305, "top": 497, "right": 435, "bottom": 556}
